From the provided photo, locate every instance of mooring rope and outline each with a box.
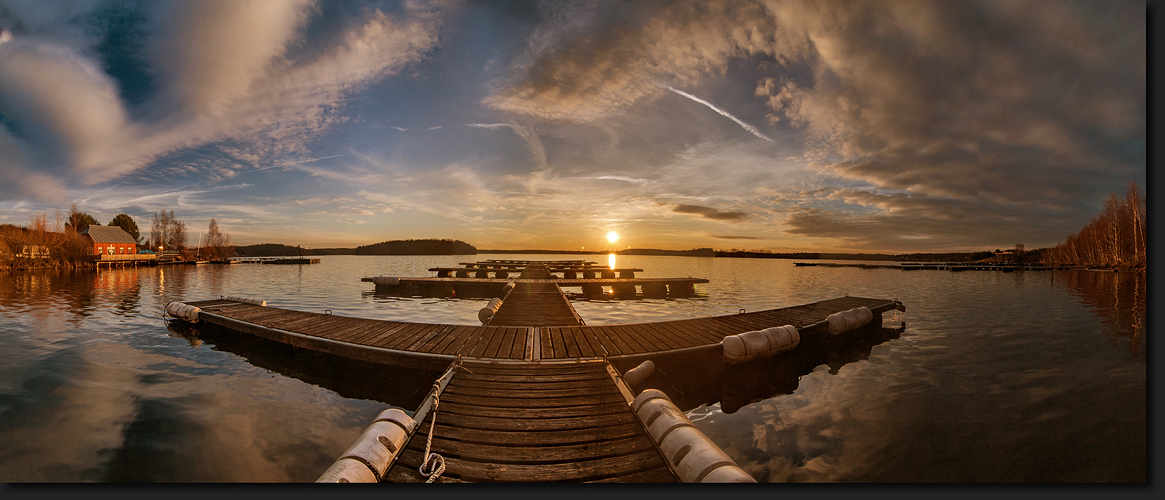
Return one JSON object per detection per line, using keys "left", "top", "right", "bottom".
{"left": 418, "top": 383, "right": 446, "bottom": 482}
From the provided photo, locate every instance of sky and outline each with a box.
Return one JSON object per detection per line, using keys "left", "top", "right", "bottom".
{"left": 0, "top": 0, "right": 1146, "bottom": 252}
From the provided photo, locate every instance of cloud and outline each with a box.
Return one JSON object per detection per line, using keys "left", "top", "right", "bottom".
{"left": 0, "top": 0, "right": 444, "bottom": 201}
{"left": 484, "top": 0, "right": 792, "bottom": 122}
{"left": 482, "top": 0, "right": 1142, "bottom": 249}
{"left": 672, "top": 203, "right": 749, "bottom": 221}
{"left": 464, "top": 123, "right": 546, "bottom": 167}
{"left": 0, "top": 39, "right": 128, "bottom": 179}
{"left": 712, "top": 234, "right": 759, "bottom": 240}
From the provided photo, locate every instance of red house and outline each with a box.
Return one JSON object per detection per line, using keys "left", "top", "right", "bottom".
{"left": 80, "top": 225, "right": 138, "bottom": 256}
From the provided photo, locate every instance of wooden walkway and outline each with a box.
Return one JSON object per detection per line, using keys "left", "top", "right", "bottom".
{"left": 177, "top": 259, "right": 905, "bottom": 483}
{"left": 486, "top": 263, "right": 585, "bottom": 327}
{"left": 386, "top": 360, "right": 676, "bottom": 482}
{"left": 182, "top": 295, "right": 895, "bottom": 369}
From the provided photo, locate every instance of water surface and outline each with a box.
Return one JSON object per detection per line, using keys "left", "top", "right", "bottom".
{"left": 0, "top": 255, "right": 1145, "bottom": 482}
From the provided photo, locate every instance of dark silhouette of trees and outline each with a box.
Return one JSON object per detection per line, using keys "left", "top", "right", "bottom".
{"left": 149, "top": 210, "right": 187, "bottom": 252}
{"left": 203, "top": 219, "right": 234, "bottom": 261}
{"left": 108, "top": 214, "right": 142, "bottom": 244}
{"left": 1049, "top": 182, "right": 1146, "bottom": 268}
{"left": 354, "top": 239, "right": 477, "bottom": 255}
{"left": 64, "top": 204, "right": 98, "bottom": 233}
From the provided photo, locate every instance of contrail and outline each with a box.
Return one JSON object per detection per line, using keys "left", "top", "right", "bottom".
{"left": 464, "top": 123, "right": 513, "bottom": 130}
{"left": 665, "top": 86, "right": 773, "bottom": 142}
{"left": 241, "top": 154, "right": 347, "bottom": 173}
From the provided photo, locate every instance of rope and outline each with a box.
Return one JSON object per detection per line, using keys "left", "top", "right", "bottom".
{"left": 418, "top": 384, "right": 446, "bottom": 483}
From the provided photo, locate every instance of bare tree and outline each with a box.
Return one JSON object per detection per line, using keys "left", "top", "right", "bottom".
{"left": 204, "top": 219, "right": 234, "bottom": 261}
{"left": 149, "top": 210, "right": 188, "bottom": 252}
{"left": 1050, "top": 183, "right": 1146, "bottom": 268}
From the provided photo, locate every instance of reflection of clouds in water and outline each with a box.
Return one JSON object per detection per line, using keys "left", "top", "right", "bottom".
{"left": 0, "top": 337, "right": 381, "bottom": 481}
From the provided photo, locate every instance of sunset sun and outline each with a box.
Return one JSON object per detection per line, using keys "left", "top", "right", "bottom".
{"left": 607, "top": 231, "right": 619, "bottom": 243}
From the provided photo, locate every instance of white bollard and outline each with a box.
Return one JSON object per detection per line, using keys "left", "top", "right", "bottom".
{"left": 622, "top": 360, "right": 655, "bottom": 387}
{"left": 826, "top": 306, "right": 875, "bottom": 334}
{"left": 631, "top": 389, "right": 755, "bottom": 483}
{"left": 721, "top": 325, "right": 799, "bottom": 364}
{"left": 478, "top": 297, "right": 503, "bottom": 324}
{"left": 165, "top": 302, "right": 201, "bottom": 323}
{"left": 224, "top": 296, "right": 266, "bottom": 306}
{"left": 371, "top": 276, "right": 400, "bottom": 286}
{"left": 317, "top": 408, "right": 415, "bottom": 483}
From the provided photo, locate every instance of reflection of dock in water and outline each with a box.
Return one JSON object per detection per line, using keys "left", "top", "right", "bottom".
{"left": 167, "top": 259, "right": 905, "bottom": 483}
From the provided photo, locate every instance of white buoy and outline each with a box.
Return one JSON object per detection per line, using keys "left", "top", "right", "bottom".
{"left": 721, "top": 325, "right": 799, "bottom": 364}
{"left": 631, "top": 390, "right": 755, "bottom": 483}
{"left": 224, "top": 296, "right": 266, "bottom": 306}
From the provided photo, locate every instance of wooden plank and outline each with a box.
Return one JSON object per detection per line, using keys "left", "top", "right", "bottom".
{"left": 623, "top": 321, "right": 684, "bottom": 350}
{"left": 458, "top": 362, "right": 606, "bottom": 376}
{"left": 443, "top": 384, "right": 621, "bottom": 399}
{"left": 430, "top": 394, "right": 629, "bottom": 411}
{"left": 565, "top": 327, "right": 596, "bottom": 358}
{"left": 394, "top": 448, "right": 670, "bottom": 482}
{"left": 440, "top": 326, "right": 489, "bottom": 355}
{"left": 405, "top": 323, "right": 459, "bottom": 352}
{"left": 595, "top": 325, "right": 648, "bottom": 354}
{"left": 447, "top": 378, "right": 616, "bottom": 391}
{"left": 420, "top": 325, "right": 472, "bottom": 354}
{"left": 380, "top": 322, "right": 446, "bottom": 350}
{"left": 548, "top": 327, "right": 567, "bottom": 359}
{"left": 373, "top": 322, "right": 437, "bottom": 350}
{"left": 350, "top": 321, "right": 419, "bottom": 348}
{"left": 481, "top": 325, "right": 510, "bottom": 358}
{"left": 465, "top": 327, "right": 503, "bottom": 357}
{"left": 588, "top": 466, "right": 676, "bottom": 483}
{"left": 437, "top": 401, "right": 628, "bottom": 419}
{"left": 414, "top": 435, "right": 656, "bottom": 463}
{"left": 586, "top": 326, "right": 626, "bottom": 356}
{"left": 316, "top": 317, "right": 381, "bottom": 342}
{"left": 447, "top": 371, "right": 611, "bottom": 384}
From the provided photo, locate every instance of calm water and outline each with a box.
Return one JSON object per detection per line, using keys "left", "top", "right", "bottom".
{"left": 0, "top": 255, "right": 1145, "bottom": 482}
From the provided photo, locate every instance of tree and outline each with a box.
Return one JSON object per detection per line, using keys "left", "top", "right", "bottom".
{"left": 149, "top": 210, "right": 187, "bottom": 251}
{"left": 108, "top": 214, "right": 142, "bottom": 244}
{"left": 64, "top": 204, "right": 97, "bottom": 233}
{"left": 204, "top": 219, "right": 234, "bottom": 261}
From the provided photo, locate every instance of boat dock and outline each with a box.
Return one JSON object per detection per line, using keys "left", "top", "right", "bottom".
{"left": 169, "top": 259, "right": 905, "bottom": 482}
{"left": 794, "top": 262, "right": 1086, "bottom": 271}
{"left": 384, "top": 360, "right": 676, "bottom": 482}
{"left": 229, "top": 256, "right": 321, "bottom": 264}
{"left": 179, "top": 294, "right": 895, "bottom": 367}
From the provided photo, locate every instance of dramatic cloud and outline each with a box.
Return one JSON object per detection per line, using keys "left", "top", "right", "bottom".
{"left": 0, "top": 0, "right": 442, "bottom": 200}
{"left": 672, "top": 204, "right": 750, "bottom": 222}
{"left": 0, "top": 1, "right": 1145, "bottom": 252}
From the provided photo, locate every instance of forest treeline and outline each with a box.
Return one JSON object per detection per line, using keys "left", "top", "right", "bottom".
{"left": 354, "top": 239, "right": 477, "bottom": 255}
{"left": 235, "top": 239, "right": 478, "bottom": 256}
{"left": 1048, "top": 183, "right": 1145, "bottom": 268}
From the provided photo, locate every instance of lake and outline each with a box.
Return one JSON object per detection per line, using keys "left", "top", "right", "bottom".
{"left": 0, "top": 255, "right": 1145, "bottom": 482}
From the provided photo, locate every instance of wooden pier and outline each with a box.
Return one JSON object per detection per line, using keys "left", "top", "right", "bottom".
{"left": 385, "top": 360, "right": 676, "bottom": 482}
{"left": 794, "top": 261, "right": 1083, "bottom": 271}
{"left": 172, "top": 259, "right": 904, "bottom": 483}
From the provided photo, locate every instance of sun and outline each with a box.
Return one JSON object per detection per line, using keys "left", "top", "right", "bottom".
{"left": 606, "top": 231, "right": 619, "bottom": 243}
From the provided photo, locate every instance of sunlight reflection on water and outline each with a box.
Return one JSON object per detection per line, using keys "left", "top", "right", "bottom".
{"left": 0, "top": 255, "right": 1146, "bottom": 482}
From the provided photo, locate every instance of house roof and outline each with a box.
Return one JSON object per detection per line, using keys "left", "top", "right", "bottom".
{"left": 80, "top": 225, "right": 138, "bottom": 245}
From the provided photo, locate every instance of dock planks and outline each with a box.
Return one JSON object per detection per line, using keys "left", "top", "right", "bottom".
{"left": 185, "top": 295, "right": 896, "bottom": 366}
{"left": 385, "top": 361, "right": 677, "bottom": 483}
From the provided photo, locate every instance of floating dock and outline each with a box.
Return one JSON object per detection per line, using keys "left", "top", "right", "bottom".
{"left": 170, "top": 259, "right": 904, "bottom": 483}
{"left": 794, "top": 262, "right": 1083, "bottom": 271}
